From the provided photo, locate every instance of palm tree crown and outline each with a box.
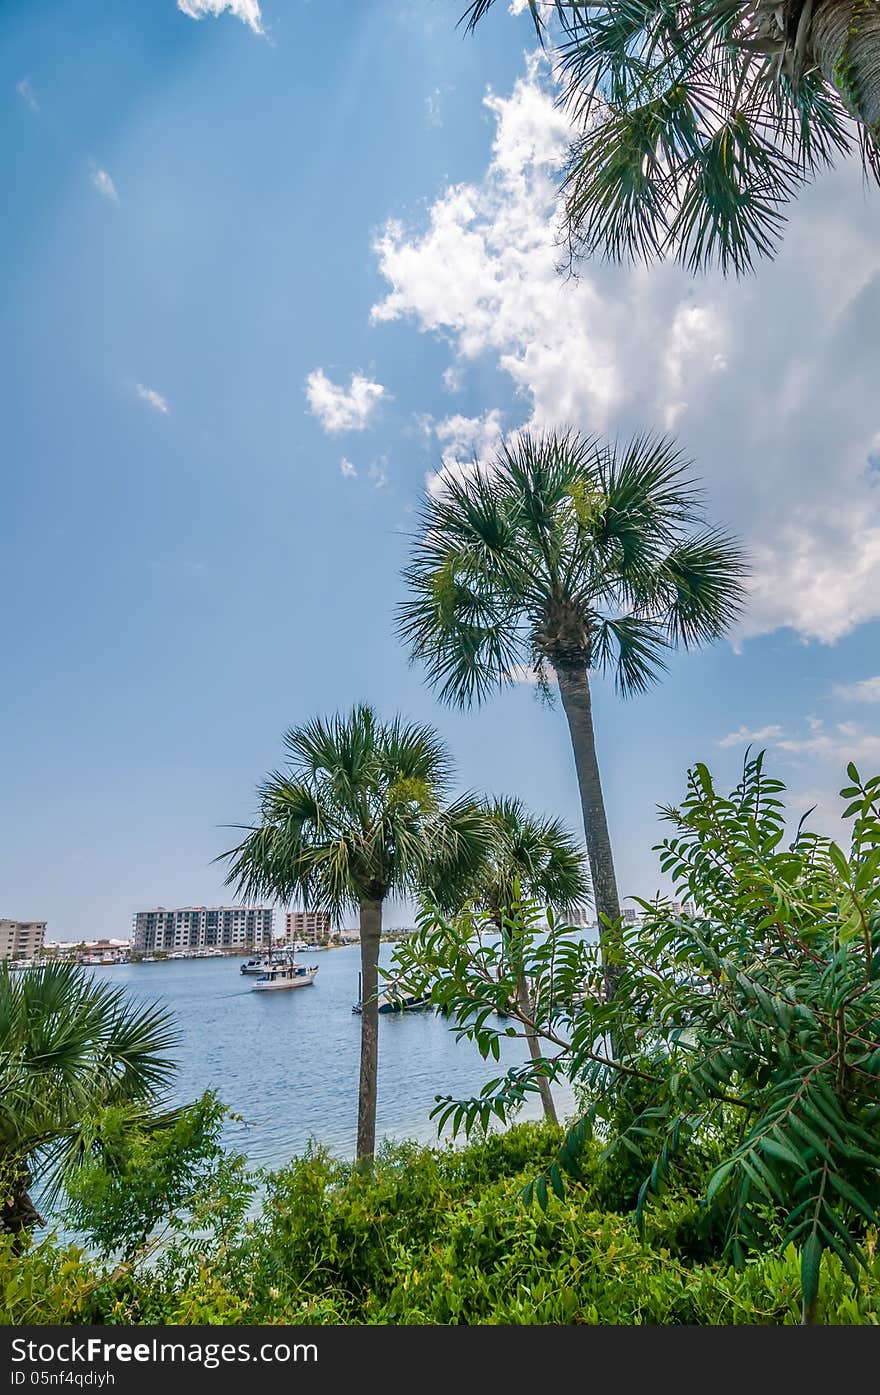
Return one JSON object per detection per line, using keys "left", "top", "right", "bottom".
{"left": 221, "top": 705, "right": 488, "bottom": 916}
{"left": 398, "top": 429, "right": 747, "bottom": 705}
{"left": 468, "top": 797, "right": 591, "bottom": 921}
{"left": 463, "top": 0, "right": 880, "bottom": 273}
{"left": 0, "top": 963, "right": 177, "bottom": 1233}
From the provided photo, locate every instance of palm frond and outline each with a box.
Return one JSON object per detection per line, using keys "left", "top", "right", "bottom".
{"left": 435, "top": 794, "right": 591, "bottom": 916}
{"left": 653, "top": 527, "right": 750, "bottom": 646}
{"left": 463, "top": 0, "right": 877, "bottom": 272}
{"left": 591, "top": 613, "right": 670, "bottom": 694}
{"left": 219, "top": 708, "right": 486, "bottom": 921}
{"left": 0, "top": 965, "right": 177, "bottom": 1195}
{"left": 401, "top": 427, "right": 746, "bottom": 698}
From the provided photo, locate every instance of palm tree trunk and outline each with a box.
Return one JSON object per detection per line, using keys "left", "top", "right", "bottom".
{"left": 555, "top": 661, "right": 622, "bottom": 1001}
{"left": 356, "top": 897, "right": 383, "bottom": 1162}
{"left": 514, "top": 970, "right": 559, "bottom": 1126}
{"left": 811, "top": 0, "right": 880, "bottom": 131}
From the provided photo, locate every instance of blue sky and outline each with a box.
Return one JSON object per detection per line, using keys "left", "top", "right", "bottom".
{"left": 3, "top": 0, "right": 879, "bottom": 939}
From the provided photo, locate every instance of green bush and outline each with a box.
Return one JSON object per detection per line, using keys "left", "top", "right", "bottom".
{"left": 394, "top": 755, "right": 880, "bottom": 1322}
{"left": 6, "top": 1122, "right": 877, "bottom": 1326}
{"left": 63, "top": 1093, "right": 254, "bottom": 1263}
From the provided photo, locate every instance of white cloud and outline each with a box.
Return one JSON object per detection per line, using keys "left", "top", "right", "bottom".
{"left": 425, "top": 88, "right": 444, "bottom": 128}
{"left": 442, "top": 364, "right": 463, "bottom": 393}
{"left": 428, "top": 408, "right": 506, "bottom": 494}
{"left": 91, "top": 167, "right": 119, "bottom": 203}
{"left": 16, "top": 78, "right": 38, "bottom": 112}
{"left": 435, "top": 409, "right": 505, "bottom": 457}
{"left": 370, "top": 53, "right": 880, "bottom": 648}
{"left": 177, "top": 0, "right": 263, "bottom": 33}
{"left": 718, "top": 724, "right": 784, "bottom": 749}
{"left": 136, "top": 384, "right": 170, "bottom": 415}
{"left": 340, "top": 457, "right": 358, "bottom": 479}
{"left": 369, "top": 458, "right": 389, "bottom": 489}
{"left": 833, "top": 676, "right": 880, "bottom": 704}
{"left": 305, "top": 369, "right": 386, "bottom": 434}
{"left": 775, "top": 723, "right": 880, "bottom": 769}
{"left": 719, "top": 718, "right": 880, "bottom": 774}
{"left": 663, "top": 305, "right": 727, "bottom": 430}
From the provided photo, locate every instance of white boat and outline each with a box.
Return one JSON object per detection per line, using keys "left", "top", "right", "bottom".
{"left": 252, "top": 960, "right": 319, "bottom": 992}
{"left": 240, "top": 956, "right": 273, "bottom": 975}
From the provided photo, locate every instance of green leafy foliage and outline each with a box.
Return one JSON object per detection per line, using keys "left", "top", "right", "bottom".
{"left": 438, "top": 795, "right": 591, "bottom": 920}
{"left": 5, "top": 1125, "right": 879, "bottom": 1325}
{"left": 462, "top": 0, "right": 880, "bottom": 273}
{"left": 396, "top": 753, "right": 880, "bottom": 1322}
{"left": 398, "top": 430, "right": 747, "bottom": 710}
{"left": 0, "top": 963, "right": 178, "bottom": 1234}
{"left": 220, "top": 704, "right": 491, "bottom": 922}
{"left": 62, "top": 1092, "right": 254, "bottom": 1262}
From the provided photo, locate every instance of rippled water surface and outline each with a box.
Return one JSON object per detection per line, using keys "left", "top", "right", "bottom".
{"left": 87, "top": 946, "right": 577, "bottom": 1171}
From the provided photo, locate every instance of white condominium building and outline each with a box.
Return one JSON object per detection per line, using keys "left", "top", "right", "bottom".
{"left": 132, "top": 906, "right": 274, "bottom": 952}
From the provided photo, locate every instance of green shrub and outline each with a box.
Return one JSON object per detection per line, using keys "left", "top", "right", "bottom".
{"left": 395, "top": 755, "right": 880, "bottom": 1322}
{"left": 4, "top": 1123, "right": 880, "bottom": 1325}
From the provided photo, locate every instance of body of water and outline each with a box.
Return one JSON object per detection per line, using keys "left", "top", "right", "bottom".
{"left": 85, "top": 945, "right": 578, "bottom": 1173}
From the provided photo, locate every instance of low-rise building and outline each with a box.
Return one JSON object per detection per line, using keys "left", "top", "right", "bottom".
{"left": 0, "top": 919, "right": 46, "bottom": 961}
{"left": 564, "top": 906, "right": 594, "bottom": 928}
{"left": 46, "top": 937, "right": 131, "bottom": 957}
{"left": 132, "top": 906, "right": 274, "bottom": 953}
{"left": 285, "top": 910, "right": 333, "bottom": 945}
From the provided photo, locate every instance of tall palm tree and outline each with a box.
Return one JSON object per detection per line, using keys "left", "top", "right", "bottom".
{"left": 397, "top": 429, "right": 747, "bottom": 998}
{"left": 221, "top": 705, "right": 491, "bottom": 1162}
{"left": 464, "top": 797, "right": 591, "bottom": 1125}
{"left": 0, "top": 963, "right": 177, "bottom": 1236}
{"left": 462, "top": 0, "right": 880, "bottom": 274}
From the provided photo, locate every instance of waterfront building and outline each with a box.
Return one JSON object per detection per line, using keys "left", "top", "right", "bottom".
{"left": 285, "top": 910, "right": 333, "bottom": 945}
{"left": 565, "top": 906, "right": 594, "bottom": 928}
{"left": 45, "top": 938, "right": 131, "bottom": 964}
{"left": 669, "top": 899, "right": 696, "bottom": 916}
{"left": 132, "top": 906, "right": 274, "bottom": 953}
{"left": 0, "top": 919, "right": 46, "bottom": 961}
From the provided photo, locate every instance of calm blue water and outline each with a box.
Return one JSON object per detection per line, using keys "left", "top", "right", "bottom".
{"left": 84, "top": 945, "right": 578, "bottom": 1172}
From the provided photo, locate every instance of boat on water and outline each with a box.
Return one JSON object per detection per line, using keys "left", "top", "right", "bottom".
{"left": 240, "top": 956, "right": 273, "bottom": 975}
{"left": 351, "top": 972, "right": 432, "bottom": 1015}
{"left": 378, "top": 989, "right": 431, "bottom": 1014}
{"left": 252, "top": 960, "right": 319, "bottom": 992}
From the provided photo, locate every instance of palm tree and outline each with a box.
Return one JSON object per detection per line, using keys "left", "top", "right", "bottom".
{"left": 462, "top": 0, "right": 880, "bottom": 274}
{"left": 463, "top": 797, "right": 591, "bottom": 1124}
{"left": 221, "top": 705, "right": 491, "bottom": 1162}
{"left": 397, "top": 429, "right": 747, "bottom": 998}
{"left": 0, "top": 963, "right": 177, "bottom": 1237}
